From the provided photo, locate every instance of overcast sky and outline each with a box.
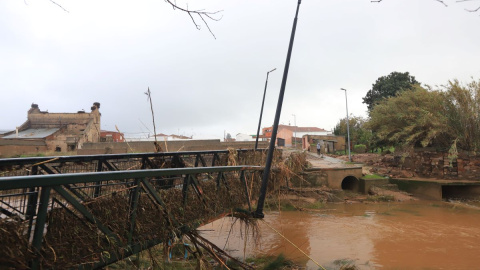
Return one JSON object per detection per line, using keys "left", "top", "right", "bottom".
{"left": 1, "top": 0, "right": 479, "bottom": 139}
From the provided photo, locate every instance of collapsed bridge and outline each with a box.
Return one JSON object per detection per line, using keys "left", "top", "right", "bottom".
{"left": 0, "top": 149, "right": 287, "bottom": 269}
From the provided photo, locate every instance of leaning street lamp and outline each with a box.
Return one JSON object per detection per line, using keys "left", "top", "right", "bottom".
{"left": 253, "top": 0, "right": 302, "bottom": 218}
{"left": 340, "top": 88, "right": 352, "bottom": 162}
{"left": 255, "top": 68, "right": 277, "bottom": 150}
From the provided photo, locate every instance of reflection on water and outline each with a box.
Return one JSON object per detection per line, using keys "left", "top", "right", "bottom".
{"left": 200, "top": 201, "right": 480, "bottom": 269}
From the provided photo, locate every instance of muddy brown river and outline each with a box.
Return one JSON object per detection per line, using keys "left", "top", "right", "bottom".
{"left": 200, "top": 201, "right": 480, "bottom": 269}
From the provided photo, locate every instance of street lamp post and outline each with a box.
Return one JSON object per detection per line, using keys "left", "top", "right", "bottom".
{"left": 340, "top": 88, "right": 352, "bottom": 162}
{"left": 255, "top": 68, "right": 277, "bottom": 150}
{"left": 254, "top": 0, "right": 302, "bottom": 219}
{"left": 292, "top": 114, "right": 297, "bottom": 148}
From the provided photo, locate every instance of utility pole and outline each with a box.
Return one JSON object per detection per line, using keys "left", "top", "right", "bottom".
{"left": 254, "top": 0, "right": 302, "bottom": 218}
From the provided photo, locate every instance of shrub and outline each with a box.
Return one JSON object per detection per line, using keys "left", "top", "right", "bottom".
{"left": 354, "top": 144, "right": 366, "bottom": 153}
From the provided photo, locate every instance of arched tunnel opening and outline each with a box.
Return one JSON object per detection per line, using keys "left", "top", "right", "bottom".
{"left": 341, "top": 176, "right": 360, "bottom": 192}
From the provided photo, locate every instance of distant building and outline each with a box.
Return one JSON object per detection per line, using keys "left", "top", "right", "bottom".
{"left": 302, "top": 134, "right": 346, "bottom": 154}
{"left": 125, "top": 133, "right": 192, "bottom": 142}
{"left": 100, "top": 130, "right": 125, "bottom": 142}
{"left": 261, "top": 125, "right": 330, "bottom": 147}
{"left": 236, "top": 133, "right": 255, "bottom": 142}
{"left": 0, "top": 103, "right": 101, "bottom": 156}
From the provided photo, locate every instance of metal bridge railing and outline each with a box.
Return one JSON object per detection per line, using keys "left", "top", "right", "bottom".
{"left": 0, "top": 165, "right": 264, "bottom": 269}
{"left": 0, "top": 149, "right": 268, "bottom": 177}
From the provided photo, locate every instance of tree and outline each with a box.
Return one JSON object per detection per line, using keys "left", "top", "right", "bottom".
{"left": 362, "top": 71, "right": 420, "bottom": 111}
{"left": 442, "top": 79, "right": 480, "bottom": 151}
{"left": 366, "top": 85, "right": 452, "bottom": 149}
{"left": 334, "top": 115, "right": 372, "bottom": 150}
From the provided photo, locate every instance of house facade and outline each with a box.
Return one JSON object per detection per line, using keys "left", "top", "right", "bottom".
{"left": 261, "top": 125, "right": 330, "bottom": 147}
{"left": 100, "top": 130, "right": 125, "bottom": 142}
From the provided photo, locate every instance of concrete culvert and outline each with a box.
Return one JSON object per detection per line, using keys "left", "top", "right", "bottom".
{"left": 341, "top": 176, "right": 359, "bottom": 192}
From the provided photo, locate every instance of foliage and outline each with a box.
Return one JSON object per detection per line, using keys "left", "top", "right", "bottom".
{"left": 363, "top": 71, "right": 420, "bottom": 111}
{"left": 366, "top": 85, "right": 451, "bottom": 149}
{"left": 366, "top": 78, "right": 480, "bottom": 152}
{"left": 353, "top": 144, "right": 366, "bottom": 153}
{"left": 334, "top": 116, "right": 373, "bottom": 150}
{"left": 441, "top": 79, "right": 480, "bottom": 151}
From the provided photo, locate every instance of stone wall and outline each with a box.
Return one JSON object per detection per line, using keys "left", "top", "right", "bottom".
{"left": 385, "top": 150, "right": 480, "bottom": 180}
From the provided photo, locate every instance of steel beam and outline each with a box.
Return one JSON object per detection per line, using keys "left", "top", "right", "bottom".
{"left": 127, "top": 178, "right": 142, "bottom": 245}
{"left": 30, "top": 187, "right": 51, "bottom": 270}
{"left": 0, "top": 166, "right": 264, "bottom": 190}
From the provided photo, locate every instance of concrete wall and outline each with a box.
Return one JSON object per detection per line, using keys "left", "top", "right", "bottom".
{"left": 302, "top": 166, "right": 363, "bottom": 190}
{"left": 0, "top": 139, "right": 48, "bottom": 157}
{"left": 360, "top": 178, "right": 390, "bottom": 194}
{"left": 390, "top": 179, "right": 443, "bottom": 200}
{"left": 390, "top": 178, "right": 480, "bottom": 200}
{"left": 78, "top": 140, "right": 270, "bottom": 154}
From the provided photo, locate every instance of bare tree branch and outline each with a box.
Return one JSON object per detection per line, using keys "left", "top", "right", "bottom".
{"left": 465, "top": 6, "right": 480, "bottom": 11}
{"left": 372, "top": 0, "right": 480, "bottom": 13}
{"left": 165, "top": 0, "right": 223, "bottom": 39}
{"left": 44, "top": 0, "right": 221, "bottom": 37}
{"left": 435, "top": 0, "right": 449, "bottom": 7}
{"left": 49, "top": 0, "right": 69, "bottom": 12}
{"left": 457, "top": 0, "right": 480, "bottom": 12}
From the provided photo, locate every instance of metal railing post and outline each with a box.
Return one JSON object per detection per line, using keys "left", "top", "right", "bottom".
{"left": 30, "top": 187, "right": 51, "bottom": 269}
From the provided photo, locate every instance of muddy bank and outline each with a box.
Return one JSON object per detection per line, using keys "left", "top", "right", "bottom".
{"left": 272, "top": 184, "right": 417, "bottom": 211}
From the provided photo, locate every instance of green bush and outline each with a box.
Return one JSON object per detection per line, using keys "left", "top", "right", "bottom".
{"left": 354, "top": 144, "right": 366, "bottom": 153}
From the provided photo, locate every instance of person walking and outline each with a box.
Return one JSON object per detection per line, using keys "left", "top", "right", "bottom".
{"left": 316, "top": 142, "right": 321, "bottom": 156}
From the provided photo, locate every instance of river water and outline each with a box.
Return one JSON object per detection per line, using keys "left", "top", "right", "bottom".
{"left": 200, "top": 201, "right": 480, "bottom": 269}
